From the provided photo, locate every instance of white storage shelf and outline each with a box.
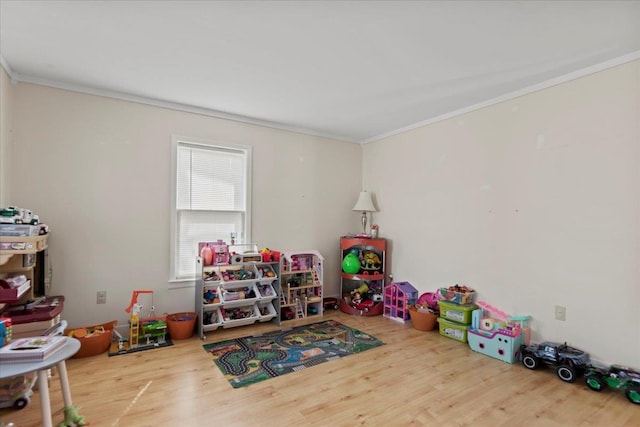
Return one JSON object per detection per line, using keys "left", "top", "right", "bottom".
{"left": 196, "top": 257, "right": 281, "bottom": 339}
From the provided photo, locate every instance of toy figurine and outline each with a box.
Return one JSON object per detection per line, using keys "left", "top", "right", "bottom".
{"left": 351, "top": 292, "right": 363, "bottom": 306}
{"left": 361, "top": 250, "right": 381, "bottom": 271}
{"left": 350, "top": 292, "right": 375, "bottom": 312}
{"left": 351, "top": 283, "right": 369, "bottom": 297}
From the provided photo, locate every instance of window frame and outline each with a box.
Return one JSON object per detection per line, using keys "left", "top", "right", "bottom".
{"left": 169, "top": 135, "right": 252, "bottom": 288}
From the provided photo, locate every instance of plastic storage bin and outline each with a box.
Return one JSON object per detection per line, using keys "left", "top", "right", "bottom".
{"left": 0, "top": 224, "right": 40, "bottom": 237}
{"left": 437, "top": 317, "right": 470, "bottom": 343}
{"left": 437, "top": 300, "right": 478, "bottom": 325}
{"left": 220, "top": 304, "right": 260, "bottom": 328}
{"left": 219, "top": 284, "right": 259, "bottom": 306}
{"left": 257, "top": 302, "right": 277, "bottom": 322}
{"left": 438, "top": 287, "right": 477, "bottom": 305}
{"left": 256, "top": 283, "right": 276, "bottom": 300}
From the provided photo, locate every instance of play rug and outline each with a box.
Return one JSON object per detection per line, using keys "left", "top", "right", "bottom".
{"left": 202, "top": 319, "right": 385, "bottom": 388}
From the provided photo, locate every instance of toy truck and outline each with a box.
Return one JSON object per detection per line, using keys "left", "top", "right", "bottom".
{"left": 520, "top": 341, "right": 590, "bottom": 383}
{"left": 585, "top": 364, "right": 640, "bottom": 404}
{"left": 0, "top": 206, "right": 39, "bottom": 225}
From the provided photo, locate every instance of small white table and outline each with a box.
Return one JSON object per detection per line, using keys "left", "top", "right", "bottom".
{"left": 0, "top": 336, "right": 81, "bottom": 427}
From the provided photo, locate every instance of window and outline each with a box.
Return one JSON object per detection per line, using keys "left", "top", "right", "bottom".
{"left": 170, "top": 136, "right": 252, "bottom": 284}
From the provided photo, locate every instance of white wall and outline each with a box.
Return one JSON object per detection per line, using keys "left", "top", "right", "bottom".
{"left": 0, "top": 66, "right": 14, "bottom": 207}
{"left": 6, "top": 81, "right": 362, "bottom": 331}
{"left": 4, "top": 60, "right": 639, "bottom": 367}
{"left": 363, "top": 60, "right": 640, "bottom": 367}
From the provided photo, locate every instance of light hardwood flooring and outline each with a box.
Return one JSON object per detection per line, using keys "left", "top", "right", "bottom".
{"left": 1, "top": 310, "right": 638, "bottom": 427}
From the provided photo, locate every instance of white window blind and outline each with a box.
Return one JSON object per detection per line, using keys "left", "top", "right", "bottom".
{"left": 173, "top": 140, "right": 250, "bottom": 281}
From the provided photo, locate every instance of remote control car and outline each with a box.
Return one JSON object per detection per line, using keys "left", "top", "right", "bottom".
{"left": 585, "top": 364, "right": 640, "bottom": 404}
{"left": 520, "top": 341, "right": 590, "bottom": 383}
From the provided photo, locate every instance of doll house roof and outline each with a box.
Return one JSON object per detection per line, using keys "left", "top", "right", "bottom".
{"left": 388, "top": 281, "right": 418, "bottom": 296}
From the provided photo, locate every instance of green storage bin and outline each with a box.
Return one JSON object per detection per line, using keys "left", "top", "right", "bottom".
{"left": 437, "top": 317, "right": 470, "bottom": 343}
{"left": 437, "top": 300, "right": 478, "bottom": 325}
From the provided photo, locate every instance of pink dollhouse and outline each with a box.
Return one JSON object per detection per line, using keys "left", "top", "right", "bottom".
{"left": 383, "top": 281, "right": 419, "bottom": 322}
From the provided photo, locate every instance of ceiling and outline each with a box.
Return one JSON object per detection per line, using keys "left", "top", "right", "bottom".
{"left": 1, "top": 1, "right": 639, "bottom": 143}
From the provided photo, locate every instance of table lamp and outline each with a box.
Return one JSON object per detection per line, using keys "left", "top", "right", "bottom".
{"left": 352, "top": 191, "right": 377, "bottom": 235}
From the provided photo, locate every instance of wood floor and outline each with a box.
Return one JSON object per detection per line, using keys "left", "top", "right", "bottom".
{"left": 1, "top": 310, "right": 638, "bottom": 427}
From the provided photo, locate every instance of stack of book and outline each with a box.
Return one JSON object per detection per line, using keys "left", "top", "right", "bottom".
{"left": 0, "top": 335, "right": 66, "bottom": 363}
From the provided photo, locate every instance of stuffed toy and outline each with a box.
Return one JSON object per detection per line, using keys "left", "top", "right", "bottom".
{"left": 57, "top": 405, "right": 86, "bottom": 427}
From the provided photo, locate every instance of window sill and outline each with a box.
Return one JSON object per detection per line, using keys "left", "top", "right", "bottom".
{"left": 168, "top": 278, "right": 195, "bottom": 289}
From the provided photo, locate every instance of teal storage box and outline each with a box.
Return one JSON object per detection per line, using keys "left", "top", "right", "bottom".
{"left": 437, "top": 317, "right": 470, "bottom": 343}
{"left": 437, "top": 300, "right": 478, "bottom": 325}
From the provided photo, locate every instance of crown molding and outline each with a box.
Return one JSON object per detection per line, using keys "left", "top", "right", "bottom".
{"left": 0, "top": 55, "right": 17, "bottom": 83}
{"left": 3, "top": 50, "right": 638, "bottom": 146}
{"left": 9, "top": 71, "right": 360, "bottom": 144}
{"left": 362, "top": 50, "right": 640, "bottom": 144}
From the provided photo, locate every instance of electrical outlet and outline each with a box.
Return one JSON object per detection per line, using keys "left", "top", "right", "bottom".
{"left": 97, "top": 290, "right": 107, "bottom": 304}
{"left": 555, "top": 305, "right": 566, "bottom": 321}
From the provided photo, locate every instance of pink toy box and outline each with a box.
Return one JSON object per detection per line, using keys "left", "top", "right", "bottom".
{"left": 199, "top": 240, "right": 230, "bottom": 266}
{"left": 467, "top": 301, "right": 530, "bottom": 364}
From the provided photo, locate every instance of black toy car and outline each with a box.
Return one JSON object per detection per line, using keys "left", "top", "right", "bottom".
{"left": 585, "top": 364, "right": 640, "bottom": 404}
{"left": 520, "top": 341, "right": 590, "bottom": 383}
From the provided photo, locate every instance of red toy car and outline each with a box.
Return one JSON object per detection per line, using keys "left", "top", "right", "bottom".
{"left": 323, "top": 297, "right": 339, "bottom": 310}
{"left": 281, "top": 307, "right": 295, "bottom": 320}
{"left": 351, "top": 299, "right": 375, "bottom": 312}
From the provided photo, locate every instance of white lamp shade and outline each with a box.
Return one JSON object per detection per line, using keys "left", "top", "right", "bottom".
{"left": 352, "top": 191, "right": 377, "bottom": 212}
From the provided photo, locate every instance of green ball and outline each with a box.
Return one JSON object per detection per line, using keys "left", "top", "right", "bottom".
{"left": 342, "top": 253, "right": 360, "bottom": 274}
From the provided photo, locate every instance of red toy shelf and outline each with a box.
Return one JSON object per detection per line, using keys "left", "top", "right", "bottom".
{"left": 339, "top": 237, "right": 387, "bottom": 317}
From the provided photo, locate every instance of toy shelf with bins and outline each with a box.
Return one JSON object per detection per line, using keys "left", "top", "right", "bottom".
{"left": 279, "top": 250, "right": 324, "bottom": 322}
{"left": 0, "top": 234, "right": 49, "bottom": 305}
{"left": 339, "top": 237, "right": 386, "bottom": 316}
{"left": 195, "top": 258, "right": 280, "bottom": 339}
